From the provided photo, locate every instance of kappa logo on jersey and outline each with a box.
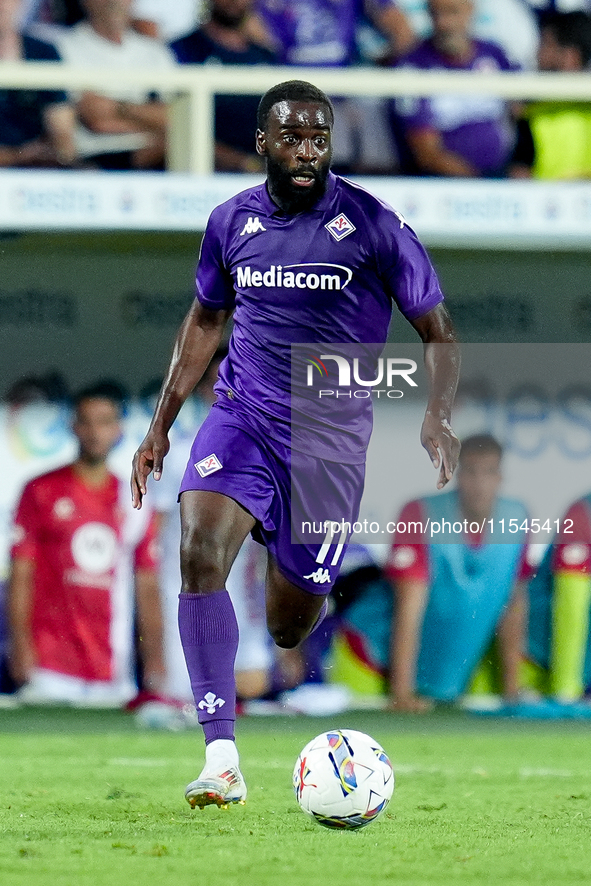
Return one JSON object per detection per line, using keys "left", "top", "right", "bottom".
{"left": 303, "top": 567, "right": 331, "bottom": 584}
{"left": 195, "top": 453, "right": 223, "bottom": 477}
{"left": 325, "top": 213, "right": 356, "bottom": 242}
{"left": 198, "top": 691, "right": 226, "bottom": 714}
{"left": 240, "top": 216, "right": 266, "bottom": 236}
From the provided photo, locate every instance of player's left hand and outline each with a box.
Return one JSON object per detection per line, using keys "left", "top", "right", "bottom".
{"left": 420, "top": 412, "right": 460, "bottom": 489}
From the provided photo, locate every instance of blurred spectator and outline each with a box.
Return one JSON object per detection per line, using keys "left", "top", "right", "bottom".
{"left": 6, "top": 382, "right": 165, "bottom": 706}
{"left": 397, "top": 0, "right": 540, "bottom": 69}
{"left": 528, "top": 492, "right": 591, "bottom": 703}
{"left": 511, "top": 11, "right": 591, "bottom": 179}
{"left": 131, "top": 0, "right": 202, "bottom": 41}
{"left": 331, "top": 436, "right": 530, "bottom": 710}
{"left": 252, "top": 0, "right": 414, "bottom": 65}
{"left": 4, "top": 370, "right": 69, "bottom": 406}
{"left": 0, "top": 0, "right": 76, "bottom": 168}
{"left": 51, "top": 0, "right": 175, "bottom": 170}
{"left": 392, "top": 0, "right": 518, "bottom": 177}
{"left": 171, "top": 0, "right": 275, "bottom": 173}
{"left": 251, "top": 0, "right": 415, "bottom": 173}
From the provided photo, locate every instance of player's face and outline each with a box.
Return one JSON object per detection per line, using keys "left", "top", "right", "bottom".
{"left": 73, "top": 398, "right": 121, "bottom": 465}
{"left": 456, "top": 451, "right": 502, "bottom": 520}
{"left": 256, "top": 100, "right": 332, "bottom": 214}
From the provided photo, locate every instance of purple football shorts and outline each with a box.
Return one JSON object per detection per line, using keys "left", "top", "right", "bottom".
{"left": 178, "top": 404, "right": 365, "bottom": 594}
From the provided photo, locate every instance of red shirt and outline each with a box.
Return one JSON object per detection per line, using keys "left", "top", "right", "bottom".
{"left": 11, "top": 464, "right": 157, "bottom": 681}
{"left": 384, "top": 499, "right": 533, "bottom": 584}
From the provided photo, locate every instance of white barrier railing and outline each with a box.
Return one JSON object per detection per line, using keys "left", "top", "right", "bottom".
{"left": 1, "top": 63, "right": 591, "bottom": 173}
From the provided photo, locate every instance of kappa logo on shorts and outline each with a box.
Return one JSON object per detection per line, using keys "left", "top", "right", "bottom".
{"left": 195, "top": 453, "right": 223, "bottom": 477}
{"left": 325, "top": 213, "right": 356, "bottom": 242}
{"left": 303, "top": 567, "right": 331, "bottom": 584}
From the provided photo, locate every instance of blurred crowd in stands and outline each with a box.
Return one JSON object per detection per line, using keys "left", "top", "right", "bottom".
{"left": 1, "top": 0, "right": 591, "bottom": 177}
{"left": 1, "top": 367, "right": 591, "bottom": 722}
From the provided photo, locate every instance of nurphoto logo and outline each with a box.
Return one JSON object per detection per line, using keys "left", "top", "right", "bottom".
{"left": 305, "top": 353, "right": 418, "bottom": 399}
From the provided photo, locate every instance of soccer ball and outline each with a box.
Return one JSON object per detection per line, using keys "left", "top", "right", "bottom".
{"left": 293, "top": 729, "right": 394, "bottom": 830}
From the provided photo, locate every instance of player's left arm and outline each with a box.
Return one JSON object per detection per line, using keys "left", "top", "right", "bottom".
{"left": 496, "top": 580, "right": 527, "bottom": 702}
{"left": 410, "top": 303, "right": 461, "bottom": 489}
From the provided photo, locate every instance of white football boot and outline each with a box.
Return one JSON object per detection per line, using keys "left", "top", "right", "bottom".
{"left": 185, "top": 739, "right": 247, "bottom": 810}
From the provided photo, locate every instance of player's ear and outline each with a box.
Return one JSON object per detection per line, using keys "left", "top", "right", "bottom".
{"left": 256, "top": 129, "right": 266, "bottom": 156}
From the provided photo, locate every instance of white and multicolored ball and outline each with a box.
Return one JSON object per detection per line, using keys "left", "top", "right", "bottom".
{"left": 293, "top": 729, "right": 395, "bottom": 830}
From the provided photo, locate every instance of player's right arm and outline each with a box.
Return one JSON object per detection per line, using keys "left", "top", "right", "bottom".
{"left": 131, "top": 300, "right": 231, "bottom": 508}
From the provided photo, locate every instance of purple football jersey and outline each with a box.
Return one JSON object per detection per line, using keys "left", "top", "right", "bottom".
{"left": 195, "top": 172, "right": 443, "bottom": 462}
{"left": 394, "top": 38, "right": 516, "bottom": 174}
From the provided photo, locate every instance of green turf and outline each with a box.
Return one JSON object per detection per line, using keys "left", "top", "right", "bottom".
{"left": 1, "top": 707, "right": 590, "bottom": 886}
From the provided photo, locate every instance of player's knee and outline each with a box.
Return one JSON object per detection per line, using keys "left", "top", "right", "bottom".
{"left": 268, "top": 622, "right": 307, "bottom": 649}
{"left": 180, "top": 524, "right": 227, "bottom": 590}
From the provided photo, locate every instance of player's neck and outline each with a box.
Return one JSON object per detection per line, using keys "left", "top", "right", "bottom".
{"left": 73, "top": 459, "right": 111, "bottom": 488}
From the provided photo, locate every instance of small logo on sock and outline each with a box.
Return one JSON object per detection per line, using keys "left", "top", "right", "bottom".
{"left": 195, "top": 453, "right": 223, "bottom": 477}
{"left": 198, "top": 691, "right": 226, "bottom": 714}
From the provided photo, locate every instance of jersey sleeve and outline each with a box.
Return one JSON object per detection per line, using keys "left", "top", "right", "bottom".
{"left": 10, "top": 482, "right": 41, "bottom": 562}
{"left": 551, "top": 499, "right": 591, "bottom": 575}
{"left": 134, "top": 510, "right": 160, "bottom": 571}
{"left": 384, "top": 499, "right": 430, "bottom": 583}
{"left": 377, "top": 214, "right": 444, "bottom": 320}
{"left": 195, "top": 207, "right": 236, "bottom": 311}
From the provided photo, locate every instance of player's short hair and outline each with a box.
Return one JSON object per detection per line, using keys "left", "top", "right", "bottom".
{"left": 257, "top": 80, "right": 334, "bottom": 131}
{"left": 73, "top": 380, "right": 127, "bottom": 415}
{"left": 541, "top": 11, "right": 591, "bottom": 67}
{"left": 459, "top": 434, "right": 503, "bottom": 463}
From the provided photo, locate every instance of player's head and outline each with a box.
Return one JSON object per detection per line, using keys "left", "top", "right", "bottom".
{"left": 456, "top": 434, "right": 502, "bottom": 520}
{"left": 427, "top": 0, "right": 474, "bottom": 56}
{"left": 538, "top": 11, "right": 591, "bottom": 72}
{"left": 72, "top": 381, "right": 125, "bottom": 465}
{"left": 256, "top": 80, "right": 334, "bottom": 215}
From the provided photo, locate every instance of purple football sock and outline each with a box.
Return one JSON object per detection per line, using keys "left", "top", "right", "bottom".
{"left": 178, "top": 590, "right": 239, "bottom": 745}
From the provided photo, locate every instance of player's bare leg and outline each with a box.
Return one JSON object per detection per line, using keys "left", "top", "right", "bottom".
{"left": 179, "top": 490, "right": 255, "bottom": 810}
{"left": 266, "top": 556, "right": 329, "bottom": 650}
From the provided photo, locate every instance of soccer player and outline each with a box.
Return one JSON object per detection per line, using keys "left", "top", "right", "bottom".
{"left": 131, "top": 79, "right": 460, "bottom": 810}
{"left": 8, "top": 383, "right": 165, "bottom": 706}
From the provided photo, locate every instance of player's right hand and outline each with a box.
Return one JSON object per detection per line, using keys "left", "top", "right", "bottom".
{"left": 131, "top": 430, "right": 170, "bottom": 509}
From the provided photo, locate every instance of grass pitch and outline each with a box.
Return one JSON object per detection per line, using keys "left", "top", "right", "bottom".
{"left": 0, "top": 707, "right": 590, "bottom": 886}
